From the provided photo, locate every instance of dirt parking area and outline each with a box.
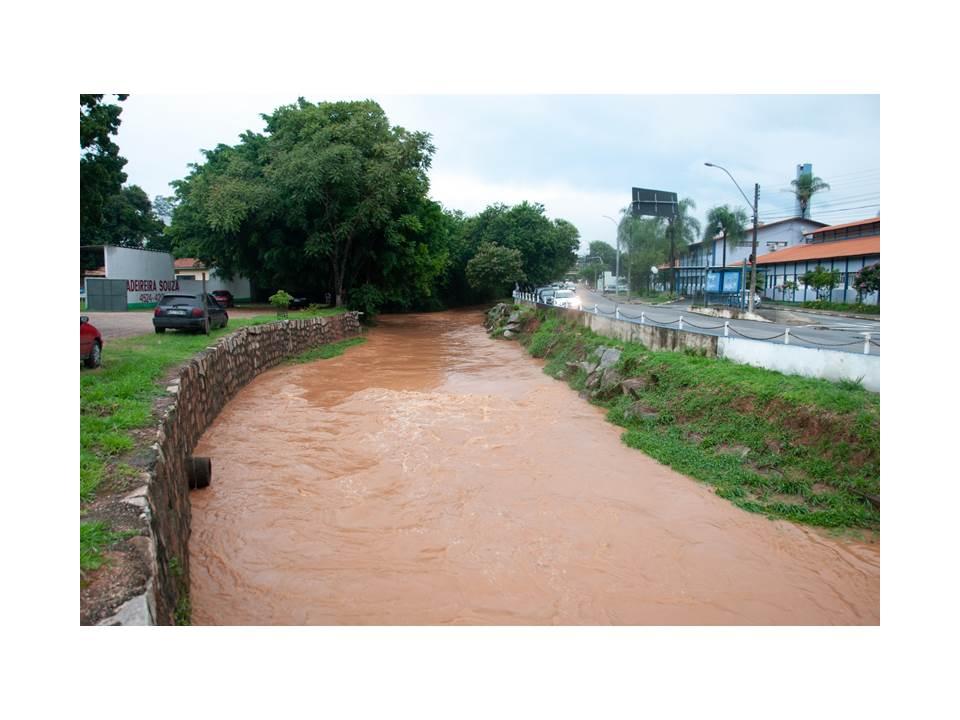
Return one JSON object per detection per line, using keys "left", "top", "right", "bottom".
{"left": 82, "top": 306, "right": 277, "bottom": 340}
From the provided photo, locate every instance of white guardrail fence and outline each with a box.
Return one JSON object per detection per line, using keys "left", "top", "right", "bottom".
{"left": 512, "top": 291, "right": 879, "bottom": 391}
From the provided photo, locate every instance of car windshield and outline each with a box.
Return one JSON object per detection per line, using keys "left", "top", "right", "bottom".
{"left": 555, "top": 290, "right": 574, "bottom": 298}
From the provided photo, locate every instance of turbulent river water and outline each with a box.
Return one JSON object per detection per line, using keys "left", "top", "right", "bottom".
{"left": 189, "top": 309, "right": 879, "bottom": 625}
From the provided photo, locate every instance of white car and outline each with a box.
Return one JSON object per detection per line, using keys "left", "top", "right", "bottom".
{"left": 551, "top": 289, "right": 582, "bottom": 309}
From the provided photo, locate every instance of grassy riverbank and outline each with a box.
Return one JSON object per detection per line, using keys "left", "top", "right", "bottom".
{"left": 497, "top": 305, "right": 880, "bottom": 531}
{"left": 80, "top": 313, "right": 357, "bottom": 577}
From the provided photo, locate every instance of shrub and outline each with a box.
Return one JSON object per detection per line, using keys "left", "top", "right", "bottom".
{"left": 347, "top": 283, "right": 384, "bottom": 320}
{"left": 268, "top": 289, "right": 293, "bottom": 309}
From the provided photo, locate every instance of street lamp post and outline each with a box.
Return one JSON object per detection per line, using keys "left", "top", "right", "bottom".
{"left": 705, "top": 162, "right": 760, "bottom": 313}
{"left": 602, "top": 215, "right": 620, "bottom": 296}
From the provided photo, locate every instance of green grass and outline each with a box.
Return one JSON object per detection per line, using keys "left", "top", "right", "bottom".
{"left": 80, "top": 314, "right": 280, "bottom": 503}
{"left": 505, "top": 307, "right": 880, "bottom": 530}
{"left": 80, "top": 310, "right": 356, "bottom": 579}
{"left": 286, "top": 336, "right": 367, "bottom": 364}
{"left": 800, "top": 300, "right": 880, "bottom": 314}
{"left": 80, "top": 521, "right": 136, "bottom": 572}
{"left": 766, "top": 299, "right": 880, "bottom": 315}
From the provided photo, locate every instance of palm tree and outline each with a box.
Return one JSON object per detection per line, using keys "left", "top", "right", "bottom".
{"left": 703, "top": 205, "right": 748, "bottom": 267}
{"left": 790, "top": 173, "right": 831, "bottom": 219}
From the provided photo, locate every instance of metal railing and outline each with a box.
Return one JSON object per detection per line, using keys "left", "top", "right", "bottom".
{"left": 512, "top": 290, "right": 879, "bottom": 355}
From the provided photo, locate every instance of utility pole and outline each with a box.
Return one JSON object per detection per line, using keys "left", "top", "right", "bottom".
{"left": 669, "top": 218, "right": 676, "bottom": 297}
{"left": 748, "top": 183, "right": 759, "bottom": 313}
{"left": 602, "top": 215, "right": 620, "bottom": 296}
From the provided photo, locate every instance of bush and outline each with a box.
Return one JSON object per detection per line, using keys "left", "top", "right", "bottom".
{"left": 268, "top": 289, "right": 293, "bottom": 309}
{"left": 347, "top": 283, "right": 384, "bottom": 320}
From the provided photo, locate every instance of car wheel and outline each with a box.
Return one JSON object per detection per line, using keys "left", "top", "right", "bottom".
{"left": 84, "top": 341, "right": 101, "bottom": 369}
{"left": 155, "top": 327, "right": 165, "bottom": 334}
{"left": 222, "top": 313, "right": 229, "bottom": 328}
{"left": 203, "top": 318, "right": 210, "bottom": 335}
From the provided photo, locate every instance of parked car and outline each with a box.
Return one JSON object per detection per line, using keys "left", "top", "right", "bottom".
{"left": 288, "top": 296, "right": 311, "bottom": 309}
{"left": 211, "top": 289, "right": 235, "bottom": 307}
{"left": 551, "top": 289, "right": 582, "bottom": 309}
{"left": 537, "top": 287, "right": 557, "bottom": 304}
{"left": 80, "top": 316, "right": 103, "bottom": 368}
{"left": 153, "top": 293, "right": 229, "bottom": 334}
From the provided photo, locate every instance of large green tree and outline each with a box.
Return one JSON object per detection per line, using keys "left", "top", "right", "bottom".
{"left": 621, "top": 215, "right": 670, "bottom": 294}
{"left": 84, "top": 185, "right": 166, "bottom": 250}
{"left": 169, "top": 99, "right": 442, "bottom": 308}
{"left": 80, "top": 94, "right": 129, "bottom": 243}
{"left": 791, "top": 172, "right": 831, "bottom": 219}
{"left": 465, "top": 242, "right": 526, "bottom": 299}
{"left": 665, "top": 198, "right": 701, "bottom": 271}
{"left": 703, "top": 204, "right": 749, "bottom": 267}
{"left": 460, "top": 202, "right": 579, "bottom": 287}
{"left": 588, "top": 240, "right": 617, "bottom": 273}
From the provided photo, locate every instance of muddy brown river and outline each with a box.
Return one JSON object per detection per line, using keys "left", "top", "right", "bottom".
{"left": 189, "top": 309, "right": 879, "bottom": 625}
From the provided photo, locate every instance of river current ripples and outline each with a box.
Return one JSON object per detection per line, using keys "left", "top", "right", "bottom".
{"left": 189, "top": 309, "right": 879, "bottom": 625}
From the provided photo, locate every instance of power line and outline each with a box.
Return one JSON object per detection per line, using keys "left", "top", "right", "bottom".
{"left": 759, "top": 204, "right": 880, "bottom": 221}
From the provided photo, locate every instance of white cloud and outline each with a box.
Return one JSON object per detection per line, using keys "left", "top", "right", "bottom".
{"left": 427, "top": 171, "right": 629, "bottom": 254}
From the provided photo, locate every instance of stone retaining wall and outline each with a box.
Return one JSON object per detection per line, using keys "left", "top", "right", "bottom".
{"left": 100, "top": 312, "right": 362, "bottom": 625}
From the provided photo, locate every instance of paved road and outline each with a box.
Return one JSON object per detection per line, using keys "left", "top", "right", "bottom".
{"left": 565, "top": 288, "right": 880, "bottom": 356}
{"left": 82, "top": 307, "right": 275, "bottom": 341}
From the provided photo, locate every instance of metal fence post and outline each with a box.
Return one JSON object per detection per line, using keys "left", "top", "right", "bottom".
{"left": 678, "top": 315, "right": 684, "bottom": 331}
{"left": 594, "top": 305, "right": 599, "bottom": 315}
{"left": 615, "top": 306, "right": 620, "bottom": 320}
{"left": 863, "top": 332, "right": 871, "bottom": 354}
{"left": 641, "top": 312, "right": 646, "bottom": 325}
{"left": 724, "top": 321, "right": 729, "bottom": 337}
{"left": 784, "top": 327, "right": 790, "bottom": 345}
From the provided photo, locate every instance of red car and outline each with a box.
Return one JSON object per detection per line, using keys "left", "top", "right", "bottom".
{"left": 80, "top": 316, "right": 103, "bottom": 368}
{"left": 211, "top": 290, "right": 235, "bottom": 307}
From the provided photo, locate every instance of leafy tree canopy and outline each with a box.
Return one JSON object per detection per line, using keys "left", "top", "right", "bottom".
{"left": 801, "top": 265, "right": 842, "bottom": 299}
{"left": 80, "top": 94, "right": 129, "bottom": 243}
{"left": 854, "top": 262, "right": 879, "bottom": 297}
{"left": 169, "top": 99, "right": 443, "bottom": 306}
{"left": 791, "top": 173, "right": 831, "bottom": 219}
{"left": 588, "top": 240, "right": 617, "bottom": 272}
{"left": 465, "top": 242, "right": 526, "bottom": 299}
{"left": 83, "top": 185, "right": 166, "bottom": 250}
{"left": 461, "top": 201, "right": 579, "bottom": 287}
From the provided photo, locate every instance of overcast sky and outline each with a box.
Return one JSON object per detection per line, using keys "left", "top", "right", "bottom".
{"left": 114, "top": 94, "right": 879, "bottom": 254}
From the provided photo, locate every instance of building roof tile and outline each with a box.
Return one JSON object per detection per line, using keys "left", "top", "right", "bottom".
{"left": 809, "top": 217, "right": 880, "bottom": 235}
{"left": 732, "top": 236, "right": 880, "bottom": 266}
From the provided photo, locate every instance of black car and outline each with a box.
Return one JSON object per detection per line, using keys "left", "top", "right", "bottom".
{"left": 153, "top": 293, "right": 228, "bottom": 334}
{"left": 288, "top": 295, "right": 311, "bottom": 309}
{"left": 537, "top": 287, "right": 557, "bottom": 304}
{"left": 211, "top": 289, "right": 235, "bottom": 307}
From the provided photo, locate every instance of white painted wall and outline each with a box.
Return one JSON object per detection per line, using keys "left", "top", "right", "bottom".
{"left": 100, "top": 246, "right": 252, "bottom": 305}
{"left": 718, "top": 336, "right": 879, "bottom": 391}
{"left": 103, "top": 246, "right": 177, "bottom": 306}
{"left": 177, "top": 274, "right": 251, "bottom": 300}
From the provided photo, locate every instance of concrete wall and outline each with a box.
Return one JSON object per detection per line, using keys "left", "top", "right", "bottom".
{"left": 97, "top": 312, "right": 363, "bottom": 625}
{"left": 577, "top": 309, "right": 719, "bottom": 356}
{"left": 104, "top": 246, "right": 177, "bottom": 307}
{"left": 178, "top": 274, "right": 252, "bottom": 302}
{"left": 718, "top": 336, "right": 880, "bottom": 391}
